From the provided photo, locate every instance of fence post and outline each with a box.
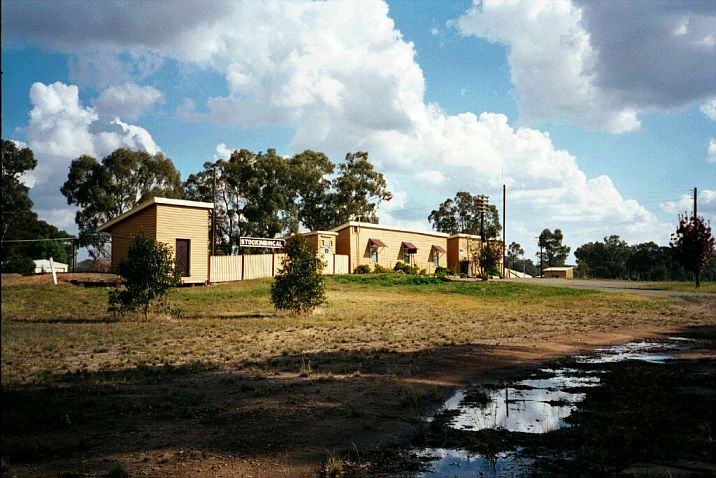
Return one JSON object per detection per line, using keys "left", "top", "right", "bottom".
{"left": 241, "top": 254, "right": 244, "bottom": 281}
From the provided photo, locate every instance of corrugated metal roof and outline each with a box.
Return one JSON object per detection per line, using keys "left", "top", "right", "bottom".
{"left": 402, "top": 241, "right": 418, "bottom": 253}
{"left": 370, "top": 238, "right": 386, "bottom": 247}
{"left": 432, "top": 244, "right": 446, "bottom": 253}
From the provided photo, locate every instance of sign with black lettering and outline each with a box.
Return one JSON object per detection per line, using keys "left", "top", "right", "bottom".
{"left": 239, "top": 237, "right": 285, "bottom": 249}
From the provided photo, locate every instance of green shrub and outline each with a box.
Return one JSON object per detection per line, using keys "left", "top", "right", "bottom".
{"left": 1, "top": 254, "right": 35, "bottom": 274}
{"left": 393, "top": 261, "right": 419, "bottom": 274}
{"left": 108, "top": 234, "right": 179, "bottom": 319}
{"left": 354, "top": 264, "right": 371, "bottom": 274}
{"left": 372, "top": 263, "right": 391, "bottom": 273}
{"left": 434, "top": 266, "right": 455, "bottom": 277}
{"left": 271, "top": 236, "right": 326, "bottom": 314}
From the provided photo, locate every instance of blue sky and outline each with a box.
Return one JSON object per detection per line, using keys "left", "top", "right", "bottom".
{"left": 2, "top": 0, "right": 715, "bottom": 261}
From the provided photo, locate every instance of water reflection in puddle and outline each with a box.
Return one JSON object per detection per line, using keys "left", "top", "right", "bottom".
{"left": 575, "top": 340, "right": 687, "bottom": 364}
{"left": 416, "top": 338, "right": 694, "bottom": 477}
{"left": 416, "top": 448, "right": 534, "bottom": 477}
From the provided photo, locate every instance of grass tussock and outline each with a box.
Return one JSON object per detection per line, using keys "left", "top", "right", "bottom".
{"left": 2, "top": 275, "right": 714, "bottom": 387}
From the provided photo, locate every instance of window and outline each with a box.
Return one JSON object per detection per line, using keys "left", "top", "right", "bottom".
{"left": 401, "top": 241, "right": 417, "bottom": 266}
{"left": 175, "top": 239, "right": 190, "bottom": 277}
{"left": 433, "top": 253, "right": 439, "bottom": 266}
{"left": 371, "top": 247, "right": 378, "bottom": 263}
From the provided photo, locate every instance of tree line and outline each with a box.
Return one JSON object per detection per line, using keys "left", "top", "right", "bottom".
{"left": 1, "top": 142, "right": 392, "bottom": 269}
{"left": 575, "top": 231, "right": 715, "bottom": 283}
{"left": 1, "top": 140, "right": 74, "bottom": 272}
{"left": 3, "top": 140, "right": 713, "bottom": 285}
{"left": 504, "top": 230, "right": 715, "bottom": 284}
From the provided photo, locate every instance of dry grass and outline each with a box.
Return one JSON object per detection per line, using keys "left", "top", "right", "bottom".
{"left": 2, "top": 275, "right": 714, "bottom": 387}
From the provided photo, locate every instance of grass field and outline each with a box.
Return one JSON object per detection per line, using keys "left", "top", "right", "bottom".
{"left": 2, "top": 273, "right": 715, "bottom": 477}
{"left": 2, "top": 274, "right": 713, "bottom": 387}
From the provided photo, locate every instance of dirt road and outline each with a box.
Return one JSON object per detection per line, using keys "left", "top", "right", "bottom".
{"left": 505, "top": 277, "right": 711, "bottom": 297}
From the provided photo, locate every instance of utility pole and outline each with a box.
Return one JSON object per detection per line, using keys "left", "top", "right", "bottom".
{"left": 694, "top": 186, "right": 698, "bottom": 219}
{"left": 211, "top": 165, "right": 217, "bottom": 257}
{"left": 535, "top": 235, "right": 543, "bottom": 278}
{"left": 476, "top": 194, "right": 489, "bottom": 242}
{"left": 502, "top": 184, "right": 506, "bottom": 277}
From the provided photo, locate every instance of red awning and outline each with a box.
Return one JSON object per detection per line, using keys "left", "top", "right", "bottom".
{"left": 370, "top": 238, "right": 386, "bottom": 247}
{"left": 402, "top": 242, "right": 418, "bottom": 253}
{"left": 432, "top": 245, "right": 446, "bottom": 253}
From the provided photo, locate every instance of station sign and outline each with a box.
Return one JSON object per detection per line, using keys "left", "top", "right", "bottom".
{"left": 239, "top": 237, "right": 285, "bottom": 249}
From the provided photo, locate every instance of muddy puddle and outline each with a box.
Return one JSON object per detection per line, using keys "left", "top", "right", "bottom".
{"left": 413, "top": 337, "right": 705, "bottom": 477}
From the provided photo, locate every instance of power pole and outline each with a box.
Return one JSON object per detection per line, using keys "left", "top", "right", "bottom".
{"left": 535, "top": 235, "right": 543, "bottom": 278}
{"left": 476, "top": 194, "right": 489, "bottom": 241}
{"left": 211, "top": 165, "right": 217, "bottom": 256}
{"left": 694, "top": 186, "right": 698, "bottom": 219}
{"left": 502, "top": 184, "right": 506, "bottom": 277}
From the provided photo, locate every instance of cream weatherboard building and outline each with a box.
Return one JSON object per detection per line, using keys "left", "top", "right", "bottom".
{"left": 97, "top": 197, "right": 214, "bottom": 284}
{"left": 328, "top": 221, "right": 502, "bottom": 276}
{"left": 97, "top": 197, "right": 502, "bottom": 284}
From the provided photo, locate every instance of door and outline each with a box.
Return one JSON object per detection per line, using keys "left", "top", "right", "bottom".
{"left": 176, "top": 239, "right": 190, "bottom": 277}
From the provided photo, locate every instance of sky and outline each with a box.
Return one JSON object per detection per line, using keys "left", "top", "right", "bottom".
{"left": 2, "top": 0, "right": 715, "bottom": 262}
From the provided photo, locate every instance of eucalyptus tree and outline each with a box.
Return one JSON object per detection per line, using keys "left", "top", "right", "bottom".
{"left": 428, "top": 191, "right": 501, "bottom": 238}
{"left": 331, "top": 151, "right": 392, "bottom": 226}
{"left": 61, "top": 148, "right": 182, "bottom": 256}
{"left": 537, "top": 228, "right": 570, "bottom": 268}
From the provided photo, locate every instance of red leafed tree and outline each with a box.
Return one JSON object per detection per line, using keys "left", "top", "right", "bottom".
{"left": 669, "top": 214, "right": 714, "bottom": 288}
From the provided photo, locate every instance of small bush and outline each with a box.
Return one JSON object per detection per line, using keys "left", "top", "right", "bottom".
{"left": 372, "top": 263, "right": 391, "bottom": 274}
{"left": 271, "top": 236, "right": 326, "bottom": 314}
{"left": 354, "top": 264, "right": 371, "bottom": 274}
{"left": 393, "top": 261, "right": 419, "bottom": 275}
{"left": 108, "top": 235, "right": 179, "bottom": 319}
{"left": 434, "top": 266, "right": 455, "bottom": 277}
{"left": 1, "top": 254, "right": 35, "bottom": 274}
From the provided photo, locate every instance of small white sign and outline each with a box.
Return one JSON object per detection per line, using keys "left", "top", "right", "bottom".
{"left": 239, "top": 237, "right": 285, "bottom": 249}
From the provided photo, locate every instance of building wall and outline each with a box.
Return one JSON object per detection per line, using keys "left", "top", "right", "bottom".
{"left": 544, "top": 268, "right": 573, "bottom": 279}
{"left": 334, "top": 223, "right": 448, "bottom": 273}
{"left": 156, "top": 204, "right": 211, "bottom": 284}
{"left": 302, "top": 232, "right": 338, "bottom": 256}
{"left": 109, "top": 205, "right": 157, "bottom": 273}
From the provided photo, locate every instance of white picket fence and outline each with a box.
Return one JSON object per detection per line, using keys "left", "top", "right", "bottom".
{"left": 210, "top": 253, "right": 349, "bottom": 283}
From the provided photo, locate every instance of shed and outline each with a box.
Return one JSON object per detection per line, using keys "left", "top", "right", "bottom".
{"left": 34, "top": 259, "right": 69, "bottom": 274}
{"left": 542, "top": 266, "right": 574, "bottom": 279}
{"left": 97, "top": 197, "right": 214, "bottom": 284}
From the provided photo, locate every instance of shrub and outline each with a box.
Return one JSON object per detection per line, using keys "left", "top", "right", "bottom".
{"left": 108, "top": 234, "right": 179, "bottom": 319}
{"left": 271, "top": 236, "right": 326, "bottom": 314}
{"left": 393, "top": 261, "right": 419, "bottom": 275}
{"left": 372, "top": 263, "right": 391, "bottom": 273}
{"left": 1, "top": 254, "right": 35, "bottom": 274}
{"left": 434, "top": 266, "right": 455, "bottom": 277}
{"left": 354, "top": 264, "right": 371, "bottom": 274}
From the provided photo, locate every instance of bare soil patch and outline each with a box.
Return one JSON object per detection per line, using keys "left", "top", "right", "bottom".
{"left": 4, "top": 327, "right": 712, "bottom": 477}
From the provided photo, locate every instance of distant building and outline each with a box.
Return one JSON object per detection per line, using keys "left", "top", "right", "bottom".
{"left": 542, "top": 266, "right": 574, "bottom": 279}
{"left": 330, "top": 221, "right": 502, "bottom": 275}
{"left": 33, "top": 259, "right": 68, "bottom": 274}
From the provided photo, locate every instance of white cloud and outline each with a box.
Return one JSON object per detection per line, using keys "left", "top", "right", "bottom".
{"left": 415, "top": 170, "right": 447, "bottom": 185}
{"left": 215, "top": 143, "right": 233, "bottom": 160}
{"left": 708, "top": 138, "right": 716, "bottom": 163}
{"left": 5, "top": 1, "right": 684, "bottom": 251}
{"left": 454, "top": 0, "right": 640, "bottom": 133}
{"left": 93, "top": 83, "right": 163, "bottom": 120}
{"left": 661, "top": 190, "right": 716, "bottom": 223}
{"left": 25, "top": 81, "right": 161, "bottom": 233}
{"left": 702, "top": 97, "right": 716, "bottom": 121}
{"left": 454, "top": 0, "right": 716, "bottom": 133}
